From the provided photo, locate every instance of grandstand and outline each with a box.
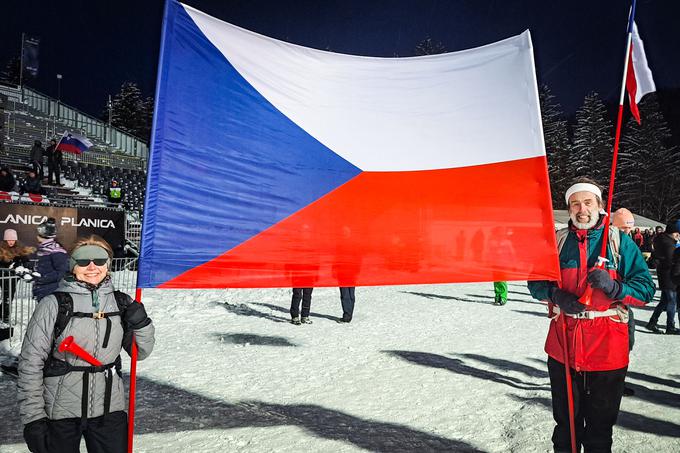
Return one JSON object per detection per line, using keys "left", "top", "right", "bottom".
{"left": 0, "top": 82, "right": 147, "bottom": 251}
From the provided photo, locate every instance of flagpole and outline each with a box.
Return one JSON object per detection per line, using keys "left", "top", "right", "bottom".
{"left": 597, "top": 1, "right": 636, "bottom": 262}
{"left": 578, "top": 1, "right": 636, "bottom": 308}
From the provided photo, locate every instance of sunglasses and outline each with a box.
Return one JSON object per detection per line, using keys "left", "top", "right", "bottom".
{"left": 74, "top": 258, "right": 109, "bottom": 267}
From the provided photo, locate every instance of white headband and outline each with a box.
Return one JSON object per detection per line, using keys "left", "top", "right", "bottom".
{"left": 565, "top": 183, "right": 602, "bottom": 204}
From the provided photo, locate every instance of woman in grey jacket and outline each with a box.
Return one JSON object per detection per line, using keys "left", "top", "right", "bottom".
{"left": 17, "top": 235, "right": 155, "bottom": 453}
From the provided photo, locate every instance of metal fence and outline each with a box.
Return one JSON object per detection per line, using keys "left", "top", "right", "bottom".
{"left": 0, "top": 258, "right": 138, "bottom": 347}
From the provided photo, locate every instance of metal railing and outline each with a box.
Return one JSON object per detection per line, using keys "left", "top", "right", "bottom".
{"left": 0, "top": 84, "right": 149, "bottom": 161}
{"left": 0, "top": 258, "right": 138, "bottom": 347}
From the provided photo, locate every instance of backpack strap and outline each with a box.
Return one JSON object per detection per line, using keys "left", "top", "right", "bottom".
{"left": 555, "top": 226, "right": 621, "bottom": 268}
{"left": 113, "top": 290, "right": 133, "bottom": 352}
{"left": 556, "top": 227, "right": 569, "bottom": 256}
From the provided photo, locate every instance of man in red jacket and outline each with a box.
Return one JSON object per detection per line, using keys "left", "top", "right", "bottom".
{"left": 528, "top": 178, "right": 654, "bottom": 453}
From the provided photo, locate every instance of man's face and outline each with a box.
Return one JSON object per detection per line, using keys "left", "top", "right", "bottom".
{"left": 568, "top": 191, "right": 601, "bottom": 230}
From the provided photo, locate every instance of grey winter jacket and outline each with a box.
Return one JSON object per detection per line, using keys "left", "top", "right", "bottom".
{"left": 17, "top": 278, "right": 155, "bottom": 425}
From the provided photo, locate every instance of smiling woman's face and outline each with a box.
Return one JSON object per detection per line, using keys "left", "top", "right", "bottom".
{"left": 73, "top": 260, "right": 108, "bottom": 285}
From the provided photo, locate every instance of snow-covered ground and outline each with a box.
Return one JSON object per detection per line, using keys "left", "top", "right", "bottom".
{"left": 1, "top": 282, "right": 678, "bottom": 452}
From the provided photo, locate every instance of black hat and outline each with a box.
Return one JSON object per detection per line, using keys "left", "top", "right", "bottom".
{"left": 37, "top": 218, "right": 57, "bottom": 238}
{"left": 665, "top": 219, "right": 680, "bottom": 235}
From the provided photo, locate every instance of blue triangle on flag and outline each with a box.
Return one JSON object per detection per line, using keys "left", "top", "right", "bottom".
{"left": 139, "top": 1, "right": 361, "bottom": 287}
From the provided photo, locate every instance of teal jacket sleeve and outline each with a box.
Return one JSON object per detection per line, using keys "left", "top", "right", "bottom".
{"left": 528, "top": 280, "right": 557, "bottom": 302}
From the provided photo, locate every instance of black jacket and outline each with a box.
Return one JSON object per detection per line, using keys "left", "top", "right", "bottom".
{"left": 0, "top": 168, "right": 15, "bottom": 192}
{"left": 29, "top": 144, "right": 44, "bottom": 164}
{"left": 21, "top": 176, "right": 43, "bottom": 195}
{"left": 653, "top": 233, "right": 677, "bottom": 290}
{"left": 45, "top": 145, "right": 62, "bottom": 166}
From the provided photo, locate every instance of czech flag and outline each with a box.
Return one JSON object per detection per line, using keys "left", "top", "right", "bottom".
{"left": 56, "top": 131, "right": 93, "bottom": 154}
{"left": 625, "top": 21, "right": 656, "bottom": 124}
{"left": 138, "top": 0, "right": 560, "bottom": 289}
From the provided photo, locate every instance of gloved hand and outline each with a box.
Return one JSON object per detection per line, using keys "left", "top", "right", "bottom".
{"left": 587, "top": 269, "right": 621, "bottom": 299}
{"left": 123, "top": 302, "right": 151, "bottom": 330}
{"left": 14, "top": 266, "right": 29, "bottom": 277}
{"left": 550, "top": 288, "right": 586, "bottom": 314}
{"left": 31, "top": 271, "right": 41, "bottom": 279}
{"left": 22, "top": 274, "right": 34, "bottom": 282}
{"left": 23, "top": 418, "right": 49, "bottom": 453}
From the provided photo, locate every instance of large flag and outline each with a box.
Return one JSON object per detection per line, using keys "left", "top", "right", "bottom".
{"left": 138, "top": 0, "right": 560, "bottom": 289}
{"left": 56, "top": 131, "right": 93, "bottom": 154}
{"left": 625, "top": 22, "right": 656, "bottom": 124}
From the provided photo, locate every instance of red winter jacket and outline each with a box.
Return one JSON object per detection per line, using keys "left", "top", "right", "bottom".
{"left": 528, "top": 222, "right": 655, "bottom": 371}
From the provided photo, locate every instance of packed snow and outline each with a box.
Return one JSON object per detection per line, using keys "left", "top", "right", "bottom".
{"left": 1, "top": 282, "right": 678, "bottom": 452}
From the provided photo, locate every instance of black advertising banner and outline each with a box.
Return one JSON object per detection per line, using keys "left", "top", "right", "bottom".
{"left": 0, "top": 204, "right": 125, "bottom": 252}
{"left": 22, "top": 35, "right": 40, "bottom": 78}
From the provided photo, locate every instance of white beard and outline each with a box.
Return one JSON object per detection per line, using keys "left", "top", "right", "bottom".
{"left": 571, "top": 211, "right": 599, "bottom": 230}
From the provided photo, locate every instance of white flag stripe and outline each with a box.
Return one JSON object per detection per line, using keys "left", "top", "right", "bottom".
{"left": 182, "top": 3, "right": 546, "bottom": 172}
{"left": 631, "top": 22, "right": 656, "bottom": 103}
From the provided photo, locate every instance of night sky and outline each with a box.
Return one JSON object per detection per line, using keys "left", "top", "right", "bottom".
{"left": 3, "top": 0, "right": 679, "bottom": 119}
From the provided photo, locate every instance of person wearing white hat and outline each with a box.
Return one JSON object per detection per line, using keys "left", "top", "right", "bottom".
{"left": 528, "top": 178, "right": 655, "bottom": 452}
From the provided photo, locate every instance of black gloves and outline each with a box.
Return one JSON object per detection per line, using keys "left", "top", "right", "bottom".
{"left": 123, "top": 302, "right": 151, "bottom": 330}
{"left": 550, "top": 288, "right": 586, "bottom": 314}
{"left": 587, "top": 269, "right": 622, "bottom": 299}
{"left": 24, "top": 418, "right": 49, "bottom": 453}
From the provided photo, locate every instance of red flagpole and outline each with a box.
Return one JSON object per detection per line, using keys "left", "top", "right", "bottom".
{"left": 127, "top": 287, "right": 143, "bottom": 453}
{"left": 578, "top": 9, "right": 634, "bottom": 306}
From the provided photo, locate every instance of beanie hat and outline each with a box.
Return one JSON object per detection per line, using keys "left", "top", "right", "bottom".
{"left": 3, "top": 229, "right": 17, "bottom": 241}
{"left": 612, "top": 208, "right": 635, "bottom": 229}
{"left": 665, "top": 219, "right": 680, "bottom": 235}
{"left": 37, "top": 218, "right": 57, "bottom": 238}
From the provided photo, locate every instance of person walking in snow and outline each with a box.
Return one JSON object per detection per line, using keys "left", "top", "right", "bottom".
{"left": 290, "top": 287, "right": 313, "bottom": 325}
{"left": 528, "top": 178, "right": 654, "bottom": 453}
{"left": 17, "top": 235, "right": 155, "bottom": 453}
{"left": 646, "top": 220, "right": 680, "bottom": 335}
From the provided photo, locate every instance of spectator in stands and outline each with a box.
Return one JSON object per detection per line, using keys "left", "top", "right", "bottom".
{"left": 32, "top": 218, "right": 69, "bottom": 302}
{"left": 45, "top": 138, "right": 63, "bottom": 186}
{"left": 107, "top": 179, "right": 124, "bottom": 206}
{"left": 0, "top": 166, "right": 16, "bottom": 192}
{"left": 29, "top": 140, "right": 44, "bottom": 181}
{"left": 20, "top": 170, "right": 43, "bottom": 195}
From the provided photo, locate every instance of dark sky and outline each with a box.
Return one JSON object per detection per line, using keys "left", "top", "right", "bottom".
{"left": 3, "top": 0, "right": 679, "bottom": 118}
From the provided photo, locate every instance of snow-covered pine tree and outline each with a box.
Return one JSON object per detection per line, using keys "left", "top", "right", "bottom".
{"left": 103, "top": 82, "right": 151, "bottom": 140}
{"left": 414, "top": 37, "right": 446, "bottom": 56}
{"left": 618, "top": 94, "right": 680, "bottom": 221}
{"left": 539, "top": 85, "right": 571, "bottom": 207}
{"left": 571, "top": 92, "right": 613, "bottom": 190}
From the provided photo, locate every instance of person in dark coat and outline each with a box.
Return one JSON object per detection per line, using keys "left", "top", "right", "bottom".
{"left": 45, "top": 139, "right": 63, "bottom": 186}
{"left": 29, "top": 140, "right": 44, "bottom": 181}
{"left": 646, "top": 220, "right": 680, "bottom": 334}
{"left": 32, "top": 218, "right": 69, "bottom": 301}
{"left": 20, "top": 170, "right": 43, "bottom": 195}
{"left": 0, "top": 166, "right": 16, "bottom": 192}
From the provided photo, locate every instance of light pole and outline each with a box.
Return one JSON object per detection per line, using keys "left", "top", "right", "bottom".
{"left": 56, "top": 74, "right": 62, "bottom": 102}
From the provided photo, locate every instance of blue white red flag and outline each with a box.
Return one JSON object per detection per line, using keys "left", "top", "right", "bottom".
{"left": 56, "top": 131, "right": 93, "bottom": 154}
{"left": 137, "top": 0, "right": 560, "bottom": 289}
{"left": 625, "top": 21, "right": 656, "bottom": 124}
